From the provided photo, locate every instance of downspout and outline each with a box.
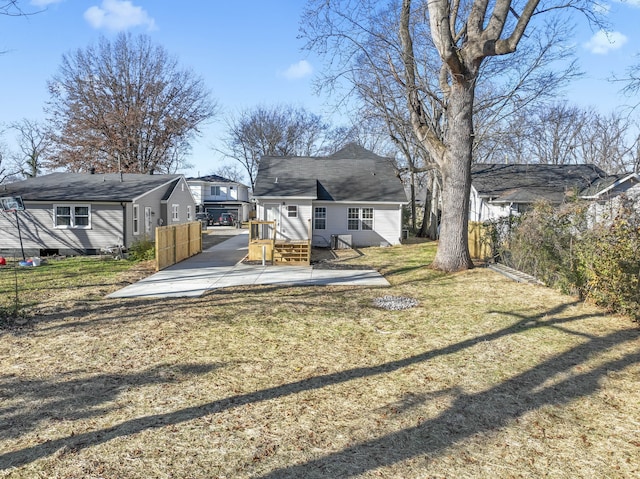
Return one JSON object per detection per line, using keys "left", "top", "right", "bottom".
{"left": 120, "top": 202, "right": 127, "bottom": 248}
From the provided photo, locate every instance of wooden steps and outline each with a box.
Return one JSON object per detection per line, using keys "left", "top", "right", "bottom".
{"left": 273, "top": 241, "right": 310, "bottom": 265}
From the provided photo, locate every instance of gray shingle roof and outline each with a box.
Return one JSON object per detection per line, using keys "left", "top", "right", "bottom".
{"left": 579, "top": 173, "right": 640, "bottom": 198}
{"left": 253, "top": 144, "right": 407, "bottom": 203}
{"left": 187, "top": 174, "right": 237, "bottom": 183}
{"left": 0, "top": 172, "right": 182, "bottom": 202}
{"left": 471, "top": 163, "right": 607, "bottom": 203}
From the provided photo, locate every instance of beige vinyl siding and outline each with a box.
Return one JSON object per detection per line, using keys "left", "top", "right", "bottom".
{"left": 313, "top": 202, "right": 403, "bottom": 247}
{"left": 0, "top": 202, "right": 123, "bottom": 255}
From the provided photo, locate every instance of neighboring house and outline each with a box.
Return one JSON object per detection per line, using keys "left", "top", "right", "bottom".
{"left": 0, "top": 172, "right": 196, "bottom": 257}
{"left": 252, "top": 144, "right": 408, "bottom": 248}
{"left": 581, "top": 172, "right": 640, "bottom": 222}
{"left": 469, "top": 163, "right": 607, "bottom": 222}
{"left": 187, "top": 174, "right": 251, "bottom": 223}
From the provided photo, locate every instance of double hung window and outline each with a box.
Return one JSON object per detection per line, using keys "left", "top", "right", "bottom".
{"left": 133, "top": 204, "right": 140, "bottom": 235}
{"left": 54, "top": 205, "right": 90, "bottom": 229}
{"left": 314, "top": 207, "right": 326, "bottom": 230}
{"left": 347, "top": 207, "right": 374, "bottom": 230}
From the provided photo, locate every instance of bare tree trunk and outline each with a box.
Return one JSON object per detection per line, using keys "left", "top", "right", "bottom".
{"left": 410, "top": 169, "right": 417, "bottom": 231}
{"left": 418, "top": 185, "right": 430, "bottom": 238}
{"left": 432, "top": 82, "right": 474, "bottom": 271}
{"left": 428, "top": 172, "right": 441, "bottom": 239}
{"left": 418, "top": 170, "right": 439, "bottom": 239}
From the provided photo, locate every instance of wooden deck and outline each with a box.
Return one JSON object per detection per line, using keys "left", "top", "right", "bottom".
{"left": 247, "top": 221, "right": 311, "bottom": 265}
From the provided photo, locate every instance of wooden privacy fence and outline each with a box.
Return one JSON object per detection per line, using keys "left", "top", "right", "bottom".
{"left": 468, "top": 221, "right": 491, "bottom": 260}
{"left": 155, "top": 221, "right": 202, "bottom": 271}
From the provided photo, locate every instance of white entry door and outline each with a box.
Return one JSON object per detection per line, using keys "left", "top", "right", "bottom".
{"left": 144, "top": 206, "right": 152, "bottom": 235}
{"left": 264, "top": 203, "right": 280, "bottom": 239}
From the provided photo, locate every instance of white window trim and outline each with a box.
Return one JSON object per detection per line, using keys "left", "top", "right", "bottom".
{"left": 362, "top": 207, "right": 374, "bottom": 231}
{"left": 347, "top": 207, "right": 360, "bottom": 231}
{"left": 287, "top": 205, "right": 298, "bottom": 218}
{"left": 347, "top": 207, "right": 374, "bottom": 231}
{"left": 314, "top": 207, "right": 326, "bottom": 230}
{"left": 172, "top": 204, "right": 179, "bottom": 222}
{"left": 133, "top": 204, "right": 140, "bottom": 235}
{"left": 187, "top": 205, "right": 192, "bottom": 221}
{"left": 54, "top": 204, "right": 91, "bottom": 229}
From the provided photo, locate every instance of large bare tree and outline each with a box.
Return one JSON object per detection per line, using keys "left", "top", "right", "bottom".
{"left": 46, "top": 33, "right": 217, "bottom": 174}
{"left": 303, "top": 0, "right": 598, "bottom": 271}
{"left": 10, "top": 118, "right": 50, "bottom": 178}
{"left": 219, "top": 104, "right": 330, "bottom": 190}
{"left": 577, "top": 110, "right": 638, "bottom": 174}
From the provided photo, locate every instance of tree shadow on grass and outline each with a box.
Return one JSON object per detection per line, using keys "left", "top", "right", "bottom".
{"left": 0, "top": 363, "right": 222, "bottom": 442}
{"left": 0, "top": 301, "right": 637, "bottom": 472}
{"left": 256, "top": 327, "right": 639, "bottom": 478}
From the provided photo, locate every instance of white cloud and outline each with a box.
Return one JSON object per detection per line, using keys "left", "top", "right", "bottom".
{"left": 281, "top": 60, "right": 313, "bottom": 80}
{"left": 84, "top": 0, "right": 156, "bottom": 31}
{"left": 583, "top": 30, "right": 628, "bottom": 54}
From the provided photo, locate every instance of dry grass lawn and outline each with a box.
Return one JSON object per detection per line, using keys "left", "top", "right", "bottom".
{"left": 0, "top": 240, "right": 638, "bottom": 478}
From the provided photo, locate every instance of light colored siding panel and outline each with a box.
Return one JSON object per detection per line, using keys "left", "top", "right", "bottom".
{"left": 312, "top": 203, "right": 402, "bottom": 247}
{"left": 280, "top": 201, "right": 312, "bottom": 241}
{"left": 164, "top": 179, "right": 197, "bottom": 225}
{"left": 0, "top": 202, "right": 123, "bottom": 255}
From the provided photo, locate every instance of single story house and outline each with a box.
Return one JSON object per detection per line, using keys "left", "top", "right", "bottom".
{"left": 580, "top": 171, "right": 640, "bottom": 222}
{"left": 0, "top": 172, "right": 196, "bottom": 257}
{"left": 469, "top": 163, "right": 608, "bottom": 222}
{"left": 187, "top": 174, "right": 251, "bottom": 223}
{"left": 252, "top": 143, "right": 408, "bottom": 248}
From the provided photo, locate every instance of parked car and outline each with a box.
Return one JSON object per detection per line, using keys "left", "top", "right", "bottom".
{"left": 218, "top": 213, "right": 236, "bottom": 226}
{"left": 196, "top": 212, "right": 214, "bottom": 226}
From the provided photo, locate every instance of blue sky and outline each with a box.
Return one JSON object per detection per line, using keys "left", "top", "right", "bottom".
{"left": 0, "top": 0, "right": 639, "bottom": 178}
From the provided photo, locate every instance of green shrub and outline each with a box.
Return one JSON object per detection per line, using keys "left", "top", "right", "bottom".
{"left": 128, "top": 238, "right": 155, "bottom": 261}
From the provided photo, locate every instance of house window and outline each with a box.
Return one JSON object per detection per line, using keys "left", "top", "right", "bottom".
{"left": 172, "top": 204, "right": 179, "bottom": 222}
{"left": 211, "top": 186, "right": 221, "bottom": 196}
{"left": 287, "top": 205, "right": 298, "bottom": 218}
{"left": 314, "top": 207, "right": 326, "bottom": 230}
{"left": 362, "top": 207, "right": 374, "bottom": 230}
{"left": 133, "top": 204, "right": 140, "bottom": 235}
{"left": 54, "top": 204, "right": 91, "bottom": 229}
{"left": 347, "top": 207, "right": 374, "bottom": 230}
{"left": 347, "top": 208, "right": 360, "bottom": 230}
{"left": 187, "top": 205, "right": 192, "bottom": 221}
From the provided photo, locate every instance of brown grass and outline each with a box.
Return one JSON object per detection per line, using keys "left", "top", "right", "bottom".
{"left": 0, "top": 241, "right": 638, "bottom": 478}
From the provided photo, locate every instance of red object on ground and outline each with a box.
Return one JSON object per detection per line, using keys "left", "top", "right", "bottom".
{"left": 0, "top": 257, "right": 6, "bottom": 265}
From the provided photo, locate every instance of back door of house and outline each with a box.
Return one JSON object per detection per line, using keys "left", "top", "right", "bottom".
{"left": 264, "top": 203, "right": 280, "bottom": 239}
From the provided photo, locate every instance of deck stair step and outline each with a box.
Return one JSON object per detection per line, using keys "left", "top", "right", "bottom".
{"left": 273, "top": 242, "right": 310, "bottom": 265}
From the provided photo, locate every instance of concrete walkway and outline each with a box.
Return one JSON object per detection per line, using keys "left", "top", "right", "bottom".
{"left": 107, "top": 231, "right": 389, "bottom": 298}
